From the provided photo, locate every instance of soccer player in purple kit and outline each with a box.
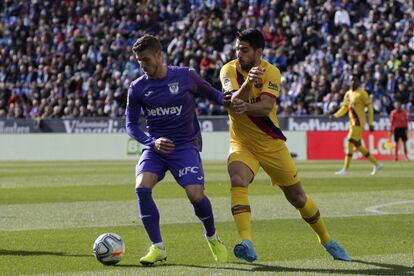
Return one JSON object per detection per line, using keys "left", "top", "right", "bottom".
{"left": 125, "top": 35, "right": 228, "bottom": 266}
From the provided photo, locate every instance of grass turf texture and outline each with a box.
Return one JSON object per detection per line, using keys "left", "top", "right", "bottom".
{"left": 0, "top": 160, "right": 413, "bottom": 275}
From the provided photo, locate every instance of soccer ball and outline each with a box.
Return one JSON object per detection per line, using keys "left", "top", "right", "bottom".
{"left": 93, "top": 233, "right": 125, "bottom": 265}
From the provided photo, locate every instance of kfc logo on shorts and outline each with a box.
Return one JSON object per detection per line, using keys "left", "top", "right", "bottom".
{"left": 168, "top": 82, "right": 179, "bottom": 94}
{"left": 179, "top": 166, "right": 199, "bottom": 177}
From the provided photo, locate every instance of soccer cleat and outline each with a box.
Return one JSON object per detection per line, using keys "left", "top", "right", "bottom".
{"left": 370, "top": 163, "right": 383, "bottom": 176}
{"left": 334, "top": 169, "right": 350, "bottom": 175}
{"left": 139, "top": 245, "right": 167, "bottom": 266}
{"left": 233, "top": 240, "right": 257, "bottom": 262}
{"left": 323, "top": 240, "right": 351, "bottom": 261}
{"left": 207, "top": 235, "right": 228, "bottom": 263}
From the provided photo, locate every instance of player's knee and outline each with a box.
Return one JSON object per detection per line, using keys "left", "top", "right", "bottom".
{"left": 230, "top": 174, "right": 249, "bottom": 187}
{"left": 348, "top": 138, "right": 361, "bottom": 147}
{"left": 185, "top": 185, "right": 205, "bottom": 203}
{"left": 285, "top": 191, "right": 307, "bottom": 208}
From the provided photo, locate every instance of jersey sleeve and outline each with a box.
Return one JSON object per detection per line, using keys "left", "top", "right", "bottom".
{"left": 389, "top": 110, "right": 395, "bottom": 132}
{"left": 187, "top": 68, "right": 223, "bottom": 105}
{"left": 261, "top": 66, "right": 281, "bottom": 98}
{"left": 334, "top": 92, "right": 349, "bottom": 118}
{"left": 363, "top": 90, "right": 374, "bottom": 126}
{"left": 219, "top": 63, "right": 239, "bottom": 92}
{"left": 125, "top": 85, "right": 155, "bottom": 146}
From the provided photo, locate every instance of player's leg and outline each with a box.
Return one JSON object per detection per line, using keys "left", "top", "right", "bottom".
{"left": 394, "top": 130, "right": 400, "bottom": 161}
{"left": 185, "top": 185, "right": 227, "bottom": 262}
{"left": 135, "top": 149, "right": 167, "bottom": 265}
{"left": 262, "top": 142, "right": 350, "bottom": 261}
{"left": 228, "top": 145, "right": 260, "bottom": 262}
{"left": 168, "top": 147, "right": 227, "bottom": 262}
{"left": 351, "top": 127, "right": 382, "bottom": 175}
{"left": 401, "top": 128, "right": 409, "bottom": 160}
{"left": 336, "top": 138, "right": 354, "bottom": 175}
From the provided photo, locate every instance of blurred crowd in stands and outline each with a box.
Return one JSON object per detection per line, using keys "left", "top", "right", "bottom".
{"left": 1, "top": 0, "right": 413, "bottom": 120}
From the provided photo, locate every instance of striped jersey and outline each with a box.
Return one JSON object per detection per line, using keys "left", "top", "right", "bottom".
{"left": 220, "top": 59, "right": 286, "bottom": 151}
{"left": 334, "top": 87, "right": 373, "bottom": 127}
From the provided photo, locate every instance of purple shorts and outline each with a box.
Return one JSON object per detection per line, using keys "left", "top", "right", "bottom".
{"left": 135, "top": 147, "right": 205, "bottom": 187}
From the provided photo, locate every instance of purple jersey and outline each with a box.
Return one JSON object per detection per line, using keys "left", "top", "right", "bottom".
{"left": 125, "top": 66, "right": 223, "bottom": 151}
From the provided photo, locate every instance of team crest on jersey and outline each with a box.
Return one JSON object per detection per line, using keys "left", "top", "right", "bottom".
{"left": 267, "top": 81, "right": 280, "bottom": 91}
{"left": 168, "top": 82, "right": 179, "bottom": 94}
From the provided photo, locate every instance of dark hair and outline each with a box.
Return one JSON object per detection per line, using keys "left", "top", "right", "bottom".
{"left": 236, "top": 28, "right": 265, "bottom": 50}
{"left": 132, "top": 35, "right": 162, "bottom": 54}
{"left": 352, "top": 73, "right": 361, "bottom": 81}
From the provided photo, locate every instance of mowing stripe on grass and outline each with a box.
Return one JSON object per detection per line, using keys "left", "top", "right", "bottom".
{"left": 1, "top": 190, "right": 413, "bottom": 231}
{"left": 31, "top": 252, "right": 414, "bottom": 276}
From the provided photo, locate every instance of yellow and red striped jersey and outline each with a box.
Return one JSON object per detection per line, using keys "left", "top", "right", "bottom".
{"left": 220, "top": 59, "right": 286, "bottom": 151}
{"left": 334, "top": 87, "right": 373, "bottom": 127}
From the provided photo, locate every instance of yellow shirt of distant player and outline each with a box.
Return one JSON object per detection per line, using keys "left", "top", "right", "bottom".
{"left": 220, "top": 59, "right": 286, "bottom": 152}
{"left": 336, "top": 88, "right": 373, "bottom": 127}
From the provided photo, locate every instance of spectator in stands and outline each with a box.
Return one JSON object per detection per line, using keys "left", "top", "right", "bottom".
{"left": 0, "top": 0, "right": 413, "bottom": 120}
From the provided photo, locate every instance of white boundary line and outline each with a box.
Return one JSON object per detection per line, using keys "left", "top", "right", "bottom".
{"left": 365, "top": 200, "right": 414, "bottom": 214}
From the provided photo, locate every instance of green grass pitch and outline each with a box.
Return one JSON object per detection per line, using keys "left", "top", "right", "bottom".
{"left": 1, "top": 160, "right": 413, "bottom": 275}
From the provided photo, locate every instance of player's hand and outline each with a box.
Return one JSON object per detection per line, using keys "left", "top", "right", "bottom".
{"left": 232, "top": 98, "right": 248, "bottom": 114}
{"left": 329, "top": 115, "right": 335, "bottom": 121}
{"left": 154, "top": 137, "right": 175, "bottom": 154}
{"left": 369, "top": 125, "right": 374, "bottom": 132}
{"left": 247, "top": 67, "right": 265, "bottom": 86}
{"left": 223, "top": 91, "right": 232, "bottom": 107}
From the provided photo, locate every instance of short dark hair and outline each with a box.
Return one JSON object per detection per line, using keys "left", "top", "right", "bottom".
{"left": 236, "top": 29, "right": 265, "bottom": 50}
{"left": 132, "top": 35, "right": 162, "bottom": 54}
{"left": 352, "top": 73, "right": 361, "bottom": 81}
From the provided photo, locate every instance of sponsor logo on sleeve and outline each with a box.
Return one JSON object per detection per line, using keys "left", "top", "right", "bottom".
{"left": 223, "top": 76, "right": 232, "bottom": 90}
{"left": 267, "top": 81, "right": 280, "bottom": 92}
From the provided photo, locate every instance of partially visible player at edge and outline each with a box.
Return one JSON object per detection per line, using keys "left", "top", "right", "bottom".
{"left": 389, "top": 100, "right": 409, "bottom": 161}
{"left": 332, "top": 74, "right": 383, "bottom": 175}
{"left": 219, "top": 28, "right": 350, "bottom": 262}
{"left": 125, "top": 35, "right": 228, "bottom": 266}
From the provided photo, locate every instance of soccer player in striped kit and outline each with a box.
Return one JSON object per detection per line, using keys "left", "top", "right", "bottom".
{"left": 333, "top": 74, "right": 383, "bottom": 175}
{"left": 220, "top": 28, "right": 350, "bottom": 263}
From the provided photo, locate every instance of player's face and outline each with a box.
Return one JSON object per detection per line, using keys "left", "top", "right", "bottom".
{"left": 395, "top": 101, "right": 401, "bottom": 110}
{"left": 350, "top": 76, "right": 360, "bottom": 91}
{"left": 135, "top": 49, "right": 162, "bottom": 78}
{"left": 235, "top": 39, "right": 260, "bottom": 71}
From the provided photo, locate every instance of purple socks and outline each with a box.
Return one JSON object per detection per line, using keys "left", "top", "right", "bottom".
{"left": 191, "top": 196, "right": 216, "bottom": 237}
{"left": 136, "top": 187, "right": 162, "bottom": 244}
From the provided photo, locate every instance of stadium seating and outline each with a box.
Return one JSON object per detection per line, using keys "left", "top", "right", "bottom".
{"left": 1, "top": 0, "right": 413, "bottom": 119}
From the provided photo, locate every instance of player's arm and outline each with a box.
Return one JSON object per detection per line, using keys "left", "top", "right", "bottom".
{"left": 188, "top": 68, "right": 225, "bottom": 105}
{"left": 333, "top": 94, "right": 349, "bottom": 118}
{"left": 232, "top": 94, "right": 274, "bottom": 116}
{"left": 232, "top": 66, "right": 279, "bottom": 116}
{"left": 389, "top": 111, "right": 395, "bottom": 135}
{"left": 364, "top": 91, "right": 374, "bottom": 130}
{"left": 231, "top": 67, "right": 265, "bottom": 101}
{"left": 125, "top": 85, "right": 155, "bottom": 147}
{"left": 219, "top": 64, "right": 241, "bottom": 108}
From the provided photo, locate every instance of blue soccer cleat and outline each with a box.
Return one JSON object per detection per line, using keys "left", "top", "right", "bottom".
{"left": 233, "top": 240, "right": 257, "bottom": 262}
{"left": 323, "top": 240, "right": 351, "bottom": 261}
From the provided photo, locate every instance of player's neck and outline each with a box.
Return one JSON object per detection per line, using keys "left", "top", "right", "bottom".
{"left": 152, "top": 64, "right": 168, "bottom": 79}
